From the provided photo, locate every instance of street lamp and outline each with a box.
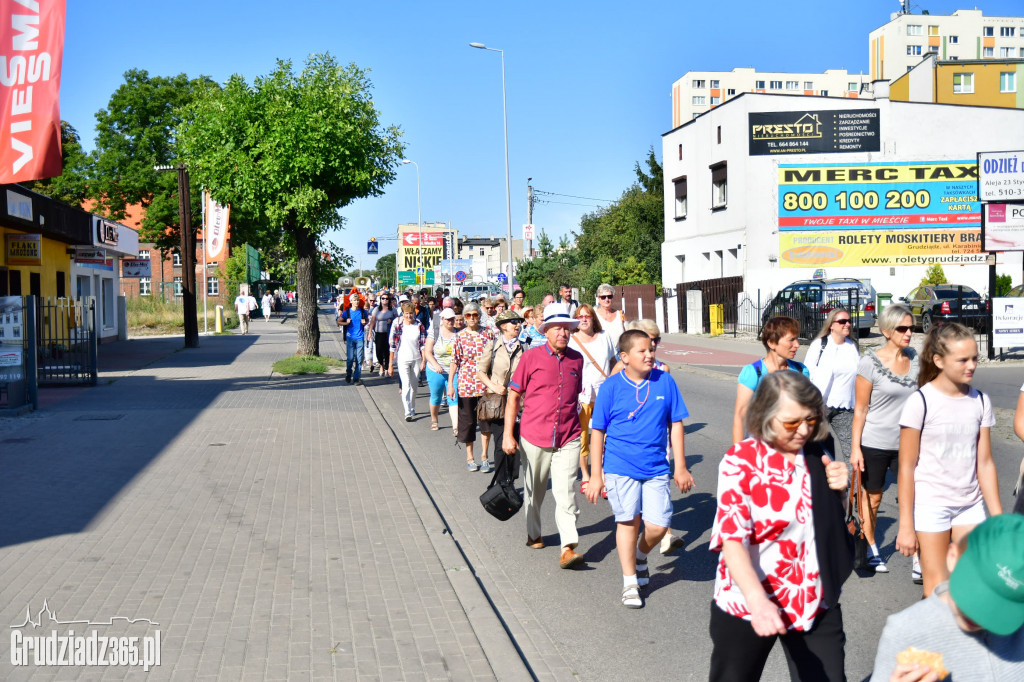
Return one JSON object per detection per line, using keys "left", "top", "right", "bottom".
{"left": 470, "top": 42, "right": 515, "bottom": 296}
{"left": 401, "top": 159, "right": 423, "bottom": 287}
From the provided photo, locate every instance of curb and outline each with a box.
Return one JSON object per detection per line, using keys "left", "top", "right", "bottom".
{"left": 319, "top": 309, "right": 534, "bottom": 682}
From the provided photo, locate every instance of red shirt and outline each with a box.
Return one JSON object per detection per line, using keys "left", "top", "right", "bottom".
{"left": 508, "top": 343, "right": 584, "bottom": 449}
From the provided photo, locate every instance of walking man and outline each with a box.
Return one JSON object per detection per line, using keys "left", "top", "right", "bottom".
{"left": 339, "top": 293, "right": 369, "bottom": 385}
{"left": 234, "top": 287, "right": 257, "bottom": 335}
{"left": 504, "top": 303, "right": 586, "bottom": 569}
{"left": 559, "top": 284, "right": 579, "bottom": 316}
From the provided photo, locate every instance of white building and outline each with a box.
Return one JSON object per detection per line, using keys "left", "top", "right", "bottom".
{"left": 672, "top": 68, "right": 870, "bottom": 128}
{"left": 456, "top": 235, "right": 524, "bottom": 282}
{"left": 870, "top": 8, "right": 1024, "bottom": 82}
{"left": 660, "top": 92, "right": 1024, "bottom": 301}
{"left": 69, "top": 216, "right": 138, "bottom": 342}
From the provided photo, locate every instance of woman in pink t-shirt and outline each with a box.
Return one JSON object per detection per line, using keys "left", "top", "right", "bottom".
{"left": 896, "top": 323, "right": 1002, "bottom": 597}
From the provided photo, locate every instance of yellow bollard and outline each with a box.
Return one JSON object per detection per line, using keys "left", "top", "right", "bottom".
{"left": 709, "top": 304, "right": 724, "bottom": 337}
{"left": 215, "top": 305, "right": 224, "bottom": 333}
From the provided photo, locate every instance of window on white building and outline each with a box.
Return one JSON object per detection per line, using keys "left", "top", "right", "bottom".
{"left": 820, "top": 89, "right": 829, "bottom": 96}
{"left": 1000, "top": 27, "right": 1015, "bottom": 37}
{"left": 949, "top": 56, "right": 959, "bottom": 61}
{"left": 769, "top": 80, "right": 782, "bottom": 89}
{"left": 1001, "top": 72, "right": 1018, "bottom": 93}
{"left": 983, "top": 26, "right": 994, "bottom": 37}
{"left": 785, "top": 81, "right": 799, "bottom": 90}
{"left": 140, "top": 277, "right": 151, "bottom": 296}
{"left": 674, "top": 177, "right": 687, "bottom": 219}
{"left": 1000, "top": 47, "right": 1014, "bottom": 57}
{"left": 1020, "top": 48, "right": 1024, "bottom": 58}
{"left": 848, "top": 82, "right": 858, "bottom": 91}
{"left": 952, "top": 73, "right": 974, "bottom": 94}
{"left": 173, "top": 276, "right": 182, "bottom": 296}
{"left": 907, "top": 45, "right": 922, "bottom": 56}
{"left": 949, "top": 35, "right": 959, "bottom": 44}
{"left": 139, "top": 249, "right": 150, "bottom": 259}
{"left": 207, "top": 277, "right": 220, "bottom": 296}
{"left": 710, "top": 96, "right": 721, "bottom": 105}
{"left": 710, "top": 79, "right": 720, "bottom": 88}
{"left": 710, "top": 163, "right": 727, "bottom": 209}
{"left": 983, "top": 47, "right": 994, "bottom": 58}
{"left": 172, "top": 251, "right": 181, "bottom": 266}
{"left": 692, "top": 79, "right": 705, "bottom": 88}
{"left": 692, "top": 95, "right": 706, "bottom": 105}
{"left": 928, "top": 25, "right": 939, "bottom": 36}
{"left": 726, "top": 88, "right": 736, "bottom": 96}
{"left": 803, "top": 81, "right": 813, "bottom": 90}
{"left": 907, "top": 24, "right": 923, "bottom": 36}
{"left": 755, "top": 80, "right": 765, "bottom": 89}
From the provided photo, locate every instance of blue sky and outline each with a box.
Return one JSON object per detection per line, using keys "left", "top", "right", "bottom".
{"left": 62, "top": 1, "right": 1021, "bottom": 268}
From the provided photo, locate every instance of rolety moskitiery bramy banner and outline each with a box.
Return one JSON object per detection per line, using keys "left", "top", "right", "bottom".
{"left": 0, "top": 0, "right": 66, "bottom": 184}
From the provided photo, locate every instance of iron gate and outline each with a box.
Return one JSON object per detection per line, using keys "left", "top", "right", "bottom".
{"left": 37, "top": 297, "right": 97, "bottom": 385}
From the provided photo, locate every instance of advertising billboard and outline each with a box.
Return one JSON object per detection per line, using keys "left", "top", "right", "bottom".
{"left": 978, "top": 150, "right": 1024, "bottom": 202}
{"left": 778, "top": 160, "right": 983, "bottom": 268}
{"left": 984, "top": 203, "right": 1024, "bottom": 251}
{"left": 749, "top": 109, "right": 880, "bottom": 156}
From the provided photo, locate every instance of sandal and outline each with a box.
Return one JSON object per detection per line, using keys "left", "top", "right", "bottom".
{"left": 430, "top": 421, "right": 439, "bottom": 431}
{"left": 580, "top": 480, "right": 589, "bottom": 495}
{"left": 601, "top": 486, "right": 608, "bottom": 499}
{"left": 621, "top": 583, "right": 642, "bottom": 609}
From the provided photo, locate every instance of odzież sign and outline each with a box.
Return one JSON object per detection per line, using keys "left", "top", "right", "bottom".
{"left": 978, "top": 151, "right": 1024, "bottom": 202}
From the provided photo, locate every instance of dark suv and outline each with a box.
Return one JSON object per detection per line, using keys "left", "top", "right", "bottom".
{"left": 898, "top": 284, "right": 987, "bottom": 333}
{"left": 763, "top": 278, "right": 876, "bottom": 338}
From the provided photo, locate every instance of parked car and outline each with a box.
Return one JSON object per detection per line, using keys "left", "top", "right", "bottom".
{"left": 898, "top": 284, "right": 987, "bottom": 333}
{"left": 1005, "top": 284, "right": 1024, "bottom": 297}
{"left": 762, "top": 278, "right": 877, "bottom": 337}
{"left": 452, "top": 283, "right": 502, "bottom": 301}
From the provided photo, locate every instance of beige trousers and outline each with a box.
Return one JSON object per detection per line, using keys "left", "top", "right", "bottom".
{"left": 521, "top": 436, "right": 581, "bottom": 549}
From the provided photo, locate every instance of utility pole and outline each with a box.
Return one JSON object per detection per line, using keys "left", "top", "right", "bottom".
{"left": 527, "top": 178, "right": 534, "bottom": 259}
{"left": 155, "top": 164, "right": 199, "bottom": 348}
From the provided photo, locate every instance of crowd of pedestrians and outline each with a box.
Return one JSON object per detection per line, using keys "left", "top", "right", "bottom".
{"left": 326, "top": 284, "right": 1023, "bottom": 681}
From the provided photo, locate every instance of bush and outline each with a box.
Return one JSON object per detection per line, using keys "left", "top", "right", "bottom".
{"left": 996, "top": 274, "right": 1013, "bottom": 296}
{"left": 919, "top": 264, "right": 947, "bottom": 286}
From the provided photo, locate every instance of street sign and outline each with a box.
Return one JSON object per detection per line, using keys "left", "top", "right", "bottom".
{"left": 523, "top": 224, "right": 534, "bottom": 240}
{"left": 455, "top": 270, "right": 467, "bottom": 282}
{"left": 497, "top": 273, "right": 507, "bottom": 284}
{"left": 367, "top": 240, "right": 378, "bottom": 254}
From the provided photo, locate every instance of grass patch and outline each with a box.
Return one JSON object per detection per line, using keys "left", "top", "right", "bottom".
{"left": 273, "top": 355, "right": 344, "bottom": 375}
{"left": 127, "top": 297, "right": 239, "bottom": 335}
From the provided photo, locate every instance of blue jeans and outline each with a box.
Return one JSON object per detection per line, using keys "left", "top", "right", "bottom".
{"left": 346, "top": 337, "right": 364, "bottom": 381}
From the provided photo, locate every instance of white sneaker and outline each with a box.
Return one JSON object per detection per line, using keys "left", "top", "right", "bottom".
{"left": 866, "top": 552, "right": 889, "bottom": 573}
{"left": 911, "top": 554, "right": 923, "bottom": 584}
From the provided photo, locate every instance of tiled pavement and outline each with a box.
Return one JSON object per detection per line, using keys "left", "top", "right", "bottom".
{"left": 0, "top": 311, "right": 531, "bottom": 680}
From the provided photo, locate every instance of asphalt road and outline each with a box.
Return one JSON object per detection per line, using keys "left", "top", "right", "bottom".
{"left": 360, "top": 362, "right": 1024, "bottom": 682}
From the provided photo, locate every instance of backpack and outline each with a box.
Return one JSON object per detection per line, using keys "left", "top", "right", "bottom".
{"left": 913, "top": 387, "right": 986, "bottom": 430}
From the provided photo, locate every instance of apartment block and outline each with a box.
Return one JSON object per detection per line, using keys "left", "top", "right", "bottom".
{"left": 671, "top": 68, "right": 870, "bottom": 128}
{"left": 870, "top": 8, "right": 1024, "bottom": 82}
{"left": 889, "top": 54, "right": 1024, "bottom": 109}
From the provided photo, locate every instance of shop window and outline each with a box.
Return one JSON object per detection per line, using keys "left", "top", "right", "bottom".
{"left": 710, "top": 162, "right": 727, "bottom": 210}
{"left": 674, "top": 177, "right": 687, "bottom": 219}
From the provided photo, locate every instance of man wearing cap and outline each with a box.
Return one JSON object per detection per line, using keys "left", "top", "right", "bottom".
{"left": 872, "top": 514, "right": 1024, "bottom": 681}
{"left": 504, "top": 302, "right": 586, "bottom": 569}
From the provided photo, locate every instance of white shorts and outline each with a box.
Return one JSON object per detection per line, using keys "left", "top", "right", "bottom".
{"left": 914, "top": 499, "right": 987, "bottom": 533}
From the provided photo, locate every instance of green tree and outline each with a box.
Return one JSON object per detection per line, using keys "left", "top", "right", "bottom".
{"left": 89, "top": 69, "right": 219, "bottom": 252}
{"left": 996, "top": 273, "right": 1013, "bottom": 296}
{"left": 21, "top": 121, "right": 93, "bottom": 206}
{"left": 920, "top": 263, "right": 948, "bottom": 286}
{"left": 374, "top": 253, "right": 396, "bottom": 286}
{"left": 178, "top": 54, "right": 404, "bottom": 356}
{"left": 224, "top": 246, "right": 249, "bottom": 303}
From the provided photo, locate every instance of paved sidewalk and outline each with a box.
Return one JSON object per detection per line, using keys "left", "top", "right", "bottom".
{"left": 0, "top": 312, "right": 524, "bottom": 680}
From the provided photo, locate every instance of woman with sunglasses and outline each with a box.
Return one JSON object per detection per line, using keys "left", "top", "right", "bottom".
{"left": 804, "top": 308, "right": 860, "bottom": 461}
{"left": 850, "top": 303, "right": 919, "bottom": 576}
{"left": 448, "top": 303, "right": 495, "bottom": 472}
{"left": 710, "top": 371, "right": 851, "bottom": 681}
{"left": 594, "top": 283, "right": 627, "bottom": 351}
{"left": 569, "top": 304, "right": 615, "bottom": 498}
{"left": 368, "top": 293, "right": 399, "bottom": 378}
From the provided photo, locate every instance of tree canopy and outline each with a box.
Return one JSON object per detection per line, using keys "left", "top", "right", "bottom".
{"left": 178, "top": 54, "right": 404, "bottom": 355}
{"left": 21, "top": 121, "right": 92, "bottom": 206}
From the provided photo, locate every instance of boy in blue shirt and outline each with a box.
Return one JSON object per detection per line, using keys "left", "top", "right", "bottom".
{"left": 585, "top": 329, "right": 694, "bottom": 608}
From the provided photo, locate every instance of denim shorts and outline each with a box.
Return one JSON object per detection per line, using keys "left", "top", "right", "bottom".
{"left": 604, "top": 473, "right": 672, "bottom": 528}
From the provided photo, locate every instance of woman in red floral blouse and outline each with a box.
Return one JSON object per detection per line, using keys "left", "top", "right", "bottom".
{"left": 448, "top": 302, "right": 496, "bottom": 472}
{"left": 710, "top": 371, "right": 852, "bottom": 681}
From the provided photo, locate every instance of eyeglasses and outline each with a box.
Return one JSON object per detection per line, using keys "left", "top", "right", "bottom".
{"left": 464, "top": 313, "right": 479, "bottom": 319}
{"left": 598, "top": 295, "right": 613, "bottom": 300}
{"left": 893, "top": 325, "right": 912, "bottom": 334}
{"left": 834, "top": 318, "right": 852, "bottom": 325}
{"left": 576, "top": 314, "right": 592, "bottom": 320}
{"left": 777, "top": 416, "right": 819, "bottom": 432}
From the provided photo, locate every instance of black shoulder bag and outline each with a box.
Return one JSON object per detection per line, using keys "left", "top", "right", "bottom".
{"left": 479, "top": 452, "right": 523, "bottom": 520}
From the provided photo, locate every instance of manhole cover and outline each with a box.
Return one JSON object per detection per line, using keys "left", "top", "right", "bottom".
{"left": 74, "top": 414, "right": 125, "bottom": 421}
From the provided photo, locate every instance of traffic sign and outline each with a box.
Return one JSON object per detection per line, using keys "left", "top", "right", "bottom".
{"left": 367, "top": 239, "right": 378, "bottom": 254}
{"left": 523, "top": 224, "right": 534, "bottom": 240}
{"left": 497, "top": 273, "right": 507, "bottom": 284}
{"left": 455, "top": 270, "right": 467, "bottom": 283}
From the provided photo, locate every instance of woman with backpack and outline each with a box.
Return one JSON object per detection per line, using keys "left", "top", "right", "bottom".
{"left": 804, "top": 307, "right": 860, "bottom": 460}
{"left": 895, "top": 322, "right": 1002, "bottom": 597}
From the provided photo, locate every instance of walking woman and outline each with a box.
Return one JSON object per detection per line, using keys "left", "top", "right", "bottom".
{"left": 896, "top": 322, "right": 1001, "bottom": 597}
{"left": 804, "top": 307, "right": 860, "bottom": 459}
{"left": 710, "top": 371, "right": 851, "bottom": 681}
{"left": 568, "top": 303, "right": 614, "bottom": 496}
{"left": 448, "top": 303, "right": 495, "bottom": 472}
{"left": 732, "top": 316, "right": 809, "bottom": 445}
{"left": 388, "top": 302, "right": 427, "bottom": 421}
{"left": 369, "top": 293, "right": 398, "bottom": 378}
{"left": 477, "top": 310, "right": 527, "bottom": 476}
{"left": 423, "top": 308, "right": 458, "bottom": 431}
{"left": 849, "top": 303, "right": 918, "bottom": 575}
{"left": 594, "top": 283, "right": 627, "bottom": 351}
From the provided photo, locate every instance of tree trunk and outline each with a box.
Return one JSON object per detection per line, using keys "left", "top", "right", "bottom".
{"left": 291, "top": 221, "right": 320, "bottom": 356}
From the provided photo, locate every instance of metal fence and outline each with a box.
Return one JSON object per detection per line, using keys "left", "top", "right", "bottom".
{"left": 36, "top": 297, "right": 97, "bottom": 386}
{"left": 762, "top": 288, "right": 863, "bottom": 341}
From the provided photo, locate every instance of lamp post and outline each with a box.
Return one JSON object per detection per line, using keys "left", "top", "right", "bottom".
{"left": 401, "top": 159, "right": 422, "bottom": 287}
{"left": 470, "top": 42, "right": 515, "bottom": 296}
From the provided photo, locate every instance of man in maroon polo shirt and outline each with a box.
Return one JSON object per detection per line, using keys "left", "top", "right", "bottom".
{"left": 503, "top": 302, "right": 586, "bottom": 569}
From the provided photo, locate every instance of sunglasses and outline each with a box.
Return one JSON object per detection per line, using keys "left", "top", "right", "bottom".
{"left": 893, "top": 325, "right": 913, "bottom": 334}
{"left": 778, "top": 416, "right": 819, "bottom": 432}
{"left": 598, "top": 295, "right": 613, "bottom": 300}
{"left": 834, "top": 318, "right": 852, "bottom": 325}
{"left": 651, "top": 337, "right": 661, "bottom": 344}
{"left": 464, "top": 313, "right": 480, "bottom": 319}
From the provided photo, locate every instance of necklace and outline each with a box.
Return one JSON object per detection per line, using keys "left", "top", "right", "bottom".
{"left": 626, "top": 375, "right": 651, "bottom": 420}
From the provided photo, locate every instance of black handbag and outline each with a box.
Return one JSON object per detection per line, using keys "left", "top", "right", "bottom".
{"left": 479, "top": 453, "right": 522, "bottom": 521}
